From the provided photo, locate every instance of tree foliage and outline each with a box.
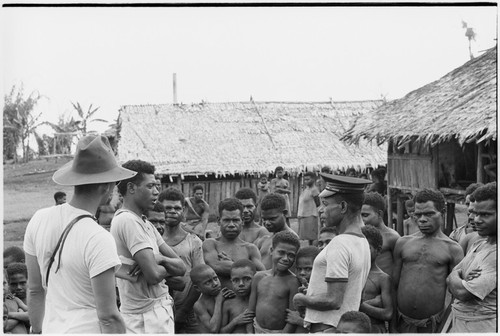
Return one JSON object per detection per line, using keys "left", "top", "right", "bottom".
{"left": 3, "top": 85, "right": 43, "bottom": 162}
{"left": 71, "top": 102, "right": 107, "bottom": 134}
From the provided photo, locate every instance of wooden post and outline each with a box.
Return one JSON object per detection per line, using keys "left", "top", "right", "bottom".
{"left": 173, "top": 73, "right": 178, "bottom": 105}
{"left": 445, "top": 202, "right": 455, "bottom": 235}
{"left": 396, "top": 195, "right": 404, "bottom": 236}
{"left": 387, "top": 187, "right": 393, "bottom": 229}
{"left": 477, "top": 142, "right": 484, "bottom": 183}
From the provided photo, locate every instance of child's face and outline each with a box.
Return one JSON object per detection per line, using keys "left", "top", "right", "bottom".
{"left": 406, "top": 205, "right": 415, "bottom": 217}
{"left": 8, "top": 273, "right": 27, "bottom": 300}
{"left": 336, "top": 321, "right": 366, "bottom": 334}
{"left": 271, "top": 242, "right": 297, "bottom": 272}
{"left": 260, "top": 177, "right": 268, "bottom": 184}
{"left": 261, "top": 208, "right": 286, "bottom": 233}
{"left": 296, "top": 257, "right": 314, "bottom": 282}
{"left": 230, "top": 266, "right": 254, "bottom": 297}
{"left": 194, "top": 268, "right": 221, "bottom": 296}
{"left": 276, "top": 170, "right": 284, "bottom": 178}
{"left": 317, "top": 232, "right": 335, "bottom": 250}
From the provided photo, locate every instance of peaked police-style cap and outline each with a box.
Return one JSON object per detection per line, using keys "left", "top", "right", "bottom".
{"left": 318, "top": 173, "right": 372, "bottom": 198}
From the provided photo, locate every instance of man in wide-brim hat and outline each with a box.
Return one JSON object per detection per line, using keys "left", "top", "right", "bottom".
{"left": 24, "top": 135, "right": 137, "bottom": 334}
{"left": 292, "top": 173, "right": 372, "bottom": 333}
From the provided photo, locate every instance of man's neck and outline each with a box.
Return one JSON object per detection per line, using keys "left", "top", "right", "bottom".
{"left": 337, "top": 214, "right": 364, "bottom": 235}
{"left": 121, "top": 198, "right": 144, "bottom": 217}
{"left": 69, "top": 192, "right": 101, "bottom": 216}
{"left": 486, "top": 234, "right": 497, "bottom": 245}
{"left": 219, "top": 235, "right": 239, "bottom": 244}
{"left": 243, "top": 220, "right": 258, "bottom": 229}
{"left": 165, "top": 223, "right": 185, "bottom": 236}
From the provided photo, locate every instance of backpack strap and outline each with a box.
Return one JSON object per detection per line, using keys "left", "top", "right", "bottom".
{"left": 46, "top": 214, "right": 95, "bottom": 285}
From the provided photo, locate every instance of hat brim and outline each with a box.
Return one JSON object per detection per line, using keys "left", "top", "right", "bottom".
{"left": 319, "top": 189, "right": 337, "bottom": 198}
{"left": 53, "top": 160, "right": 137, "bottom": 186}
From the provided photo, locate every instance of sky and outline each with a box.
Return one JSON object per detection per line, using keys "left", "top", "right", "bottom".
{"left": 2, "top": 4, "right": 498, "bottom": 136}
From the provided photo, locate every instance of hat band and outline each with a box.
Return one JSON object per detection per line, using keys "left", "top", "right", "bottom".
{"left": 324, "top": 182, "right": 366, "bottom": 194}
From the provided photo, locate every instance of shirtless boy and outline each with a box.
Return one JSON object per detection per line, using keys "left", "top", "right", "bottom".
{"left": 392, "top": 189, "right": 463, "bottom": 333}
{"left": 235, "top": 188, "right": 270, "bottom": 244}
{"left": 3, "top": 269, "right": 28, "bottom": 334}
{"left": 249, "top": 231, "right": 301, "bottom": 333}
{"left": 360, "top": 225, "right": 393, "bottom": 333}
{"left": 191, "top": 264, "right": 235, "bottom": 333}
{"left": 221, "top": 259, "right": 257, "bottom": 333}
{"left": 316, "top": 226, "right": 337, "bottom": 251}
{"left": 256, "top": 193, "right": 298, "bottom": 269}
{"left": 203, "top": 198, "right": 265, "bottom": 290}
{"left": 285, "top": 246, "right": 320, "bottom": 333}
{"left": 361, "top": 192, "right": 400, "bottom": 277}
{"left": 336, "top": 311, "right": 372, "bottom": 334}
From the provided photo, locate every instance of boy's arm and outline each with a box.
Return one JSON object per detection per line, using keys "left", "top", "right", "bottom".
{"left": 25, "top": 253, "right": 45, "bottom": 333}
{"left": 360, "top": 275, "right": 394, "bottom": 322}
{"left": 220, "top": 301, "right": 232, "bottom": 333}
{"left": 221, "top": 308, "right": 255, "bottom": 333}
{"left": 12, "top": 296, "right": 28, "bottom": 312}
{"left": 5, "top": 318, "right": 20, "bottom": 331}
{"left": 203, "top": 240, "right": 233, "bottom": 277}
{"left": 248, "top": 244, "right": 266, "bottom": 271}
{"left": 282, "top": 276, "right": 299, "bottom": 333}
{"left": 7, "top": 310, "right": 30, "bottom": 323}
{"left": 194, "top": 291, "right": 226, "bottom": 333}
{"left": 175, "top": 284, "right": 201, "bottom": 324}
{"left": 247, "top": 273, "right": 263, "bottom": 334}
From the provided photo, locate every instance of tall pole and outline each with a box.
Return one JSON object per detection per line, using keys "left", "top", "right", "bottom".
{"left": 173, "top": 73, "right": 178, "bottom": 105}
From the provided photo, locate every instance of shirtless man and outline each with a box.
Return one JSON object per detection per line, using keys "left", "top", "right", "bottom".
{"left": 361, "top": 192, "right": 400, "bottom": 277}
{"left": 255, "top": 193, "right": 298, "bottom": 270}
{"left": 458, "top": 193, "right": 486, "bottom": 254}
{"left": 234, "top": 188, "right": 269, "bottom": 244}
{"left": 203, "top": 198, "right": 265, "bottom": 290}
{"left": 184, "top": 184, "right": 210, "bottom": 240}
{"left": 449, "top": 182, "right": 483, "bottom": 243}
{"left": 392, "top": 188, "right": 464, "bottom": 333}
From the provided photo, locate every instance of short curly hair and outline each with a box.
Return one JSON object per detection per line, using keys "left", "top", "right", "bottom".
{"left": 235, "top": 188, "right": 257, "bottom": 203}
{"left": 338, "top": 311, "right": 371, "bottom": 333}
{"left": 465, "top": 182, "right": 484, "bottom": 202}
{"left": 158, "top": 187, "right": 185, "bottom": 203}
{"left": 319, "top": 226, "right": 337, "bottom": 235}
{"left": 3, "top": 246, "right": 25, "bottom": 264}
{"left": 414, "top": 188, "right": 446, "bottom": 213}
{"left": 193, "top": 184, "right": 204, "bottom": 193}
{"left": 117, "top": 160, "right": 155, "bottom": 196}
{"left": 151, "top": 202, "right": 165, "bottom": 213}
{"left": 272, "top": 231, "right": 300, "bottom": 250}
{"left": 363, "top": 192, "right": 386, "bottom": 213}
{"left": 6, "top": 262, "right": 27, "bottom": 279}
{"left": 231, "top": 259, "right": 257, "bottom": 274}
{"left": 296, "top": 246, "right": 320, "bottom": 261}
{"left": 361, "top": 225, "right": 383, "bottom": 252}
{"left": 218, "top": 198, "right": 244, "bottom": 217}
{"left": 303, "top": 171, "right": 316, "bottom": 179}
{"left": 260, "top": 193, "right": 286, "bottom": 212}
{"left": 472, "top": 182, "right": 497, "bottom": 207}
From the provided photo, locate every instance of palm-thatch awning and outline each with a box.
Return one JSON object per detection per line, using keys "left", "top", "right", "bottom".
{"left": 117, "top": 100, "right": 387, "bottom": 177}
{"left": 342, "top": 47, "right": 497, "bottom": 148}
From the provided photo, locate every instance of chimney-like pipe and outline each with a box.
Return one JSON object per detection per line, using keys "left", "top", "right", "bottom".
{"left": 173, "top": 73, "right": 178, "bottom": 105}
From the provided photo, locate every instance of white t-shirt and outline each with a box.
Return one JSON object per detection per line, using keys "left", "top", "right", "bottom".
{"left": 110, "top": 209, "right": 170, "bottom": 314}
{"left": 304, "top": 232, "right": 371, "bottom": 327}
{"left": 24, "top": 203, "right": 121, "bottom": 333}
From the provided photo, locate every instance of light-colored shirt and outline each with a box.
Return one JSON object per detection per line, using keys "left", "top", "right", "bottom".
{"left": 110, "top": 209, "right": 170, "bottom": 314}
{"left": 298, "top": 186, "right": 319, "bottom": 217}
{"left": 304, "top": 233, "right": 370, "bottom": 327}
{"left": 24, "top": 203, "right": 120, "bottom": 333}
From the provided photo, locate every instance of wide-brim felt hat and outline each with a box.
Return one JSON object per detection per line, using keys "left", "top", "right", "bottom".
{"left": 319, "top": 173, "right": 372, "bottom": 198}
{"left": 53, "top": 135, "right": 137, "bottom": 186}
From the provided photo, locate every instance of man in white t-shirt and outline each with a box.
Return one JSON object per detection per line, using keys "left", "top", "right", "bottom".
{"left": 111, "top": 159, "right": 186, "bottom": 334}
{"left": 24, "top": 135, "right": 137, "bottom": 334}
{"left": 292, "top": 173, "right": 372, "bottom": 332}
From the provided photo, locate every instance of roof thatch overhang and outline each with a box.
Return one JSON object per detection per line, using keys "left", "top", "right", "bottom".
{"left": 117, "top": 100, "right": 387, "bottom": 177}
{"left": 342, "top": 47, "right": 497, "bottom": 148}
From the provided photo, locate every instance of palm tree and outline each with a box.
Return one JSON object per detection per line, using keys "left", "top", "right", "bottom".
{"left": 42, "top": 113, "right": 81, "bottom": 155}
{"left": 71, "top": 102, "right": 107, "bottom": 135}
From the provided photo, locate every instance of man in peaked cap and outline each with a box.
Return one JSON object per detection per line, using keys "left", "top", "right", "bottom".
{"left": 24, "top": 135, "right": 137, "bottom": 334}
{"left": 292, "top": 173, "right": 372, "bottom": 332}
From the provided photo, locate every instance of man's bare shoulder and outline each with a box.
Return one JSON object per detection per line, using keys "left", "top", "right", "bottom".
{"left": 202, "top": 238, "right": 218, "bottom": 248}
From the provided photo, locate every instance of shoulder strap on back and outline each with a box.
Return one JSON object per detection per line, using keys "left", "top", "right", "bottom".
{"left": 46, "top": 214, "right": 95, "bottom": 285}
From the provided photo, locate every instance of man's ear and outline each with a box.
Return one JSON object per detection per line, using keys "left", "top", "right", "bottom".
{"left": 378, "top": 210, "right": 385, "bottom": 218}
{"left": 192, "top": 284, "right": 200, "bottom": 293}
{"left": 340, "top": 201, "right": 348, "bottom": 214}
{"left": 127, "top": 181, "right": 136, "bottom": 194}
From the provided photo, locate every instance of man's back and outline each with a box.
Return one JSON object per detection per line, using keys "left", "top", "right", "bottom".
{"left": 24, "top": 203, "right": 120, "bottom": 333}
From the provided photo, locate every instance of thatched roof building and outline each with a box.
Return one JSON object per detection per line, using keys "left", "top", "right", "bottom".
{"left": 343, "top": 47, "right": 497, "bottom": 147}
{"left": 117, "top": 100, "right": 387, "bottom": 177}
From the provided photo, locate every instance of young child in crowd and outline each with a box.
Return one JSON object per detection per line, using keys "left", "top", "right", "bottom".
{"left": 256, "top": 175, "right": 270, "bottom": 223}
{"left": 6, "top": 263, "right": 28, "bottom": 305}
{"left": 3, "top": 269, "right": 28, "bottom": 334}
{"left": 336, "top": 311, "right": 372, "bottom": 333}
{"left": 220, "top": 259, "right": 256, "bottom": 333}
{"left": 403, "top": 199, "right": 419, "bottom": 235}
{"left": 360, "top": 225, "right": 393, "bottom": 333}
{"left": 248, "top": 231, "right": 301, "bottom": 333}
{"left": 317, "top": 226, "right": 337, "bottom": 251}
{"left": 285, "top": 246, "right": 320, "bottom": 333}
{"left": 191, "top": 264, "right": 235, "bottom": 333}
{"left": 270, "top": 167, "right": 291, "bottom": 226}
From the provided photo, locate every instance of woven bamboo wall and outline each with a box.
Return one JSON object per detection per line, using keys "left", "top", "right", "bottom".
{"left": 388, "top": 154, "right": 437, "bottom": 191}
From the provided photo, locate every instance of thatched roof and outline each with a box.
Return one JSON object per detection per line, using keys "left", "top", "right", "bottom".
{"left": 343, "top": 47, "right": 497, "bottom": 147}
{"left": 118, "top": 100, "right": 387, "bottom": 176}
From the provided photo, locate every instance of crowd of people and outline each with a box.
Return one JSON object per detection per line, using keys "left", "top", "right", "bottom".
{"left": 3, "top": 134, "right": 497, "bottom": 334}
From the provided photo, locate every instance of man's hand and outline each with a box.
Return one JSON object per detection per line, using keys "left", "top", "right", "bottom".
{"left": 465, "top": 268, "right": 482, "bottom": 281}
{"left": 297, "top": 276, "right": 308, "bottom": 294}
{"left": 128, "top": 262, "right": 142, "bottom": 277}
{"left": 233, "top": 309, "right": 255, "bottom": 325}
{"left": 218, "top": 251, "right": 233, "bottom": 261}
{"left": 285, "top": 309, "right": 304, "bottom": 326}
